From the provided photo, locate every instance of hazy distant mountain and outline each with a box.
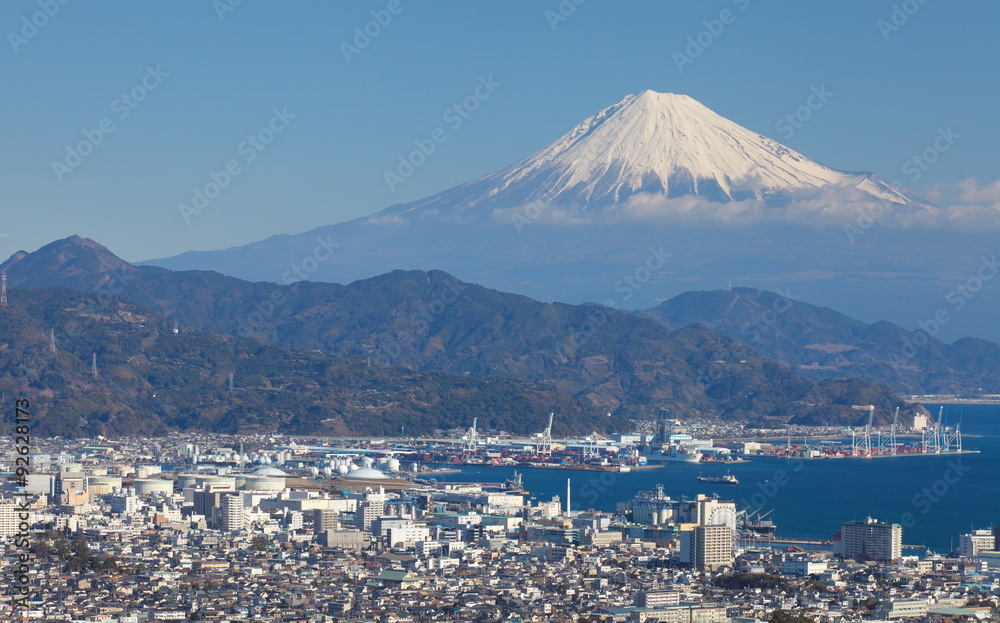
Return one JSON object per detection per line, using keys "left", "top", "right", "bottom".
{"left": 143, "top": 90, "right": 999, "bottom": 343}
{"left": 644, "top": 287, "right": 1000, "bottom": 395}
{"left": 3, "top": 236, "right": 914, "bottom": 428}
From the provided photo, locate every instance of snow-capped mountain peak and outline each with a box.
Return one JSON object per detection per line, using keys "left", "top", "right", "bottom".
{"left": 390, "top": 90, "right": 913, "bottom": 217}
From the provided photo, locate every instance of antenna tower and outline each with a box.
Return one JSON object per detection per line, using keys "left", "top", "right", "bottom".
{"left": 0, "top": 270, "right": 7, "bottom": 307}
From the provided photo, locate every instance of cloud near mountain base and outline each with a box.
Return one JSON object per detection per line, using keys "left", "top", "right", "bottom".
{"left": 486, "top": 178, "right": 1000, "bottom": 231}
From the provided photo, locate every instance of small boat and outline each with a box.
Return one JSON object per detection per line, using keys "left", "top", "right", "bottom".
{"left": 697, "top": 471, "right": 738, "bottom": 485}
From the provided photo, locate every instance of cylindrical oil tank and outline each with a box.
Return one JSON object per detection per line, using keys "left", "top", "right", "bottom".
{"left": 242, "top": 475, "right": 285, "bottom": 491}
{"left": 133, "top": 479, "right": 173, "bottom": 496}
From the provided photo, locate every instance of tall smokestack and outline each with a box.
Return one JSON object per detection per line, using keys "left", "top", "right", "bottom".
{"left": 566, "top": 478, "right": 571, "bottom": 517}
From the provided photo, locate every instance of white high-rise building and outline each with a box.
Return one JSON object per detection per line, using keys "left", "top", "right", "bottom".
{"left": 838, "top": 517, "right": 901, "bottom": 562}
{"left": 960, "top": 529, "right": 996, "bottom": 559}
{"left": 0, "top": 501, "right": 19, "bottom": 537}
{"left": 283, "top": 510, "right": 303, "bottom": 530}
{"left": 219, "top": 494, "right": 246, "bottom": 533}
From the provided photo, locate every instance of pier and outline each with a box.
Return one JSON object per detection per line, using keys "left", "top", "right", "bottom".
{"left": 745, "top": 537, "right": 928, "bottom": 549}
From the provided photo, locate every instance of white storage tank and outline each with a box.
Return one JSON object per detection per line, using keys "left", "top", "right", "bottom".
{"left": 242, "top": 475, "right": 285, "bottom": 491}
{"left": 133, "top": 479, "right": 173, "bottom": 496}
{"left": 135, "top": 465, "right": 162, "bottom": 479}
{"left": 88, "top": 475, "right": 123, "bottom": 495}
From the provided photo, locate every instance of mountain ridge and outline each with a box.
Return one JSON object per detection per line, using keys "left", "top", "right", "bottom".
{"left": 2, "top": 235, "right": 916, "bottom": 428}
{"left": 643, "top": 287, "right": 1000, "bottom": 395}
{"left": 128, "top": 90, "right": 1000, "bottom": 348}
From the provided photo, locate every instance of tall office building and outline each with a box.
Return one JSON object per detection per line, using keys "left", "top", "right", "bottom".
{"left": 193, "top": 485, "right": 224, "bottom": 522}
{"left": 218, "top": 493, "right": 246, "bottom": 533}
{"left": 680, "top": 524, "right": 734, "bottom": 571}
{"left": 837, "top": 517, "right": 902, "bottom": 562}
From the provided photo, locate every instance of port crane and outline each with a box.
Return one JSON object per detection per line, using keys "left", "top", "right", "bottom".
{"left": 582, "top": 431, "right": 611, "bottom": 459}
{"left": 878, "top": 406, "right": 900, "bottom": 456}
{"left": 537, "top": 412, "right": 554, "bottom": 455}
{"left": 464, "top": 417, "right": 480, "bottom": 452}
{"left": 851, "top": 406, "right": 875, "bottom": 457}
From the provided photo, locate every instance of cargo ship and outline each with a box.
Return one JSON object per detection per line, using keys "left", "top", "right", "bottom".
{"left": 696, "top": 471, "right": 738, "bottom": 484}
{"left": 646, "top": 443, "right": 703, "bottom": 463}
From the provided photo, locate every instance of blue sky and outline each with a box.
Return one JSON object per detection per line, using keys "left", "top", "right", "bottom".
{"left": 2, "top": 0, "right": 997, "bottom": 262}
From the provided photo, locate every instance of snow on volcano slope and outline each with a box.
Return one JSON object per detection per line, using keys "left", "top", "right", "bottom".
{"left": 387, "top": 90, "right": 909, "bottom": 218}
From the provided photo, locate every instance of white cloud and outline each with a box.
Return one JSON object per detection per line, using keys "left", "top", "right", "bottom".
{"left": 387, "top": 177, "right": 1000, "bottom": 231}
{"left": 364, "top": 213, "right": 409, "bottom": 225}
{"left": 593, "top": 178, "right": 1000, "bottom": 231}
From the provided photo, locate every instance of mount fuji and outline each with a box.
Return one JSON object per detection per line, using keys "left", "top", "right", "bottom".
{"left": 148, "top": 90, "right": 999, "bottom": 343}
{"left": 386, "top": 90, "right": 915, "bottom": 218}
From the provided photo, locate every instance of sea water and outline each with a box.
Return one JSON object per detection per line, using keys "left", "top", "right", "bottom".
{"left": 433, "top": 404, "right": 1000, "bottom": 553}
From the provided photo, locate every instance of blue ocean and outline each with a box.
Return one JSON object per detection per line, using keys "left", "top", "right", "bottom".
{"left": 433, "top": 404, "right": 1000, "bottom": 553}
